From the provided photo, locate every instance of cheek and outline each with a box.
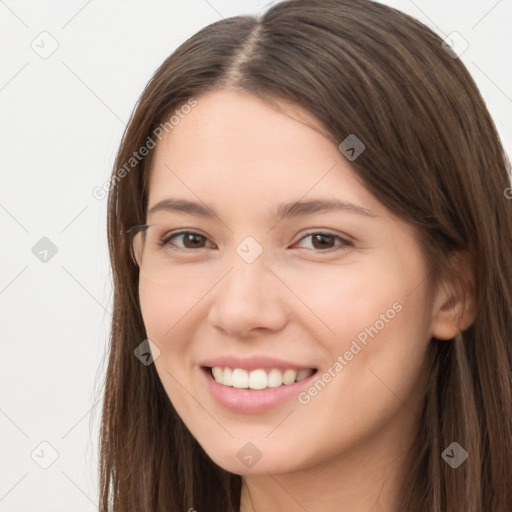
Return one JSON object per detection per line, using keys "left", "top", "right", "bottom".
{"left": 139, "top": 281, "right": 174, "bottom": 341}
{"left": 138, "top": 273, "right": 207, "bottom": 343}
{"left": 289, "top": 257, "right": 431, "bottom": 388}
{"left": 285, "top": 259, "right": 406, "bottom": 342}
{"left": 138, "top": 279, "right": 200, "bottom": 409}
{"left": 293, "top": 259, "right": 431, "bottom": 427}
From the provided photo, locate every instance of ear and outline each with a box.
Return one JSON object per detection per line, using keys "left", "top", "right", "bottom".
{"left": 431, "top": 251, "right": 477, "bottom": 340}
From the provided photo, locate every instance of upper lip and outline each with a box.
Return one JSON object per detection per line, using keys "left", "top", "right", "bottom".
{"left": 201, "top": 355, "right": 317, "bottom": 372}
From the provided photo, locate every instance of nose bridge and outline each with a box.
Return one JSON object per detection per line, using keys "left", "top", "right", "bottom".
{"left": 220, "top": 241, "right": 273, "bottom": 302}
{"left": 207, "top": 237, "right": 287, "bottom": 335}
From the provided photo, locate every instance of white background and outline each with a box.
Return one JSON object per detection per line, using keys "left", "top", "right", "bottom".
{"left": 1, "top": 1, "right": 511, "bottom": 510}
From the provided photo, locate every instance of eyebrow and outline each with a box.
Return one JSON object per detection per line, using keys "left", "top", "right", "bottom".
{"left": 147, "top": 197, "right": 376, "bottom": 219}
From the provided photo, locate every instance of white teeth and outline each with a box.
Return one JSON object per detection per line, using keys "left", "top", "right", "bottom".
{"left": 282, "top": 369, "right": 297, "bottom": 385}
{"left": 267, "top": 368, "right": 283, "bottom": 388}
{"left": 248, "top": 369, "right": 267, "bottom": 390}
{"left": 223, "top": 367, "right": 233, "bottom": 386}
{"left": 212, "top": 366, "right": 223, "bottom": 381}
{"left": 210, "top": 366, "right": 314, "bottom": 389}
{"left": 296, "top": 369, "right": 311, "bottom": 382}
{"left": 232, "top": 368, "right": 249, "bottom": 388}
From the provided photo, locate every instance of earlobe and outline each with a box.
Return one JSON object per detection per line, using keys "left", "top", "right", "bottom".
{"left": 430, "top": 252, "right": 477, "bottom": 340}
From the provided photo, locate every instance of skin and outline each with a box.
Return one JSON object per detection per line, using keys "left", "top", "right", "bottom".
{"left": 138, "top": 88, "right": 475, "bottom": 512}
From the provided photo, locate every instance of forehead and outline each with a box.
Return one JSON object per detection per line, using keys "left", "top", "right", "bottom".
{"left": 146, "top": 88, "right": 378, "bottom": 219}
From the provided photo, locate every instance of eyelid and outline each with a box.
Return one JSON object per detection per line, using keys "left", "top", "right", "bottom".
{"left": 295, "top": 229, "right": 353, "bottom": 242}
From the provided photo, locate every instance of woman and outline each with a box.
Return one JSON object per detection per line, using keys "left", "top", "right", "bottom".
{"left": 98, "top": 1, "right": 512, "bottom": 510}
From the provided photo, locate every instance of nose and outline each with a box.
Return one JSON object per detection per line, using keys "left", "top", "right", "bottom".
{"left": 207, "top": 253, "right": 289, "bottom": 338}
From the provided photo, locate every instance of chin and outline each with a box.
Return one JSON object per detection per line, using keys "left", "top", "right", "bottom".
{"left": 194, "top": 435, "right": 315, "bottom": 476}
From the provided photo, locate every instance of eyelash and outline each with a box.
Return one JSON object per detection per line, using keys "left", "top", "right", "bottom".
{"left": 158, "top": 230, "right": 353, "bottom": 253}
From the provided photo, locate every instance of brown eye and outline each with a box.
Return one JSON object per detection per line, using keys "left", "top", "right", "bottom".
{"left": 293, "top": 232, "right": 353, "bottom": 251}
{"left": 311, "top": 234, "right": 336, "bottom": 250}
{"left": 161, "top": 231, "right": 215, "bottom": 249}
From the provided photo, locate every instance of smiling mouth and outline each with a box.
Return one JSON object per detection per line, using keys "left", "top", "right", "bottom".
{"left": 203, "top": 366, "right": 318, "bottom": 390}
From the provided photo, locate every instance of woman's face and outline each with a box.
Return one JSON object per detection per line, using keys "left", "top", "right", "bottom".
{"left": 138, "top": 88, "right": 440, "bottom": 476}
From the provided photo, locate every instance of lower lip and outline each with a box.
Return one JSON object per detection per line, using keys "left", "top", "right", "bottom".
{"left": 200, "top": 366, "right": 318, "bottom": 414}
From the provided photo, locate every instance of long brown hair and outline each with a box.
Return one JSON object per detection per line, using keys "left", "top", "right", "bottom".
{"left": 97, "top": 1, "right": 512, "bottom": 510}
